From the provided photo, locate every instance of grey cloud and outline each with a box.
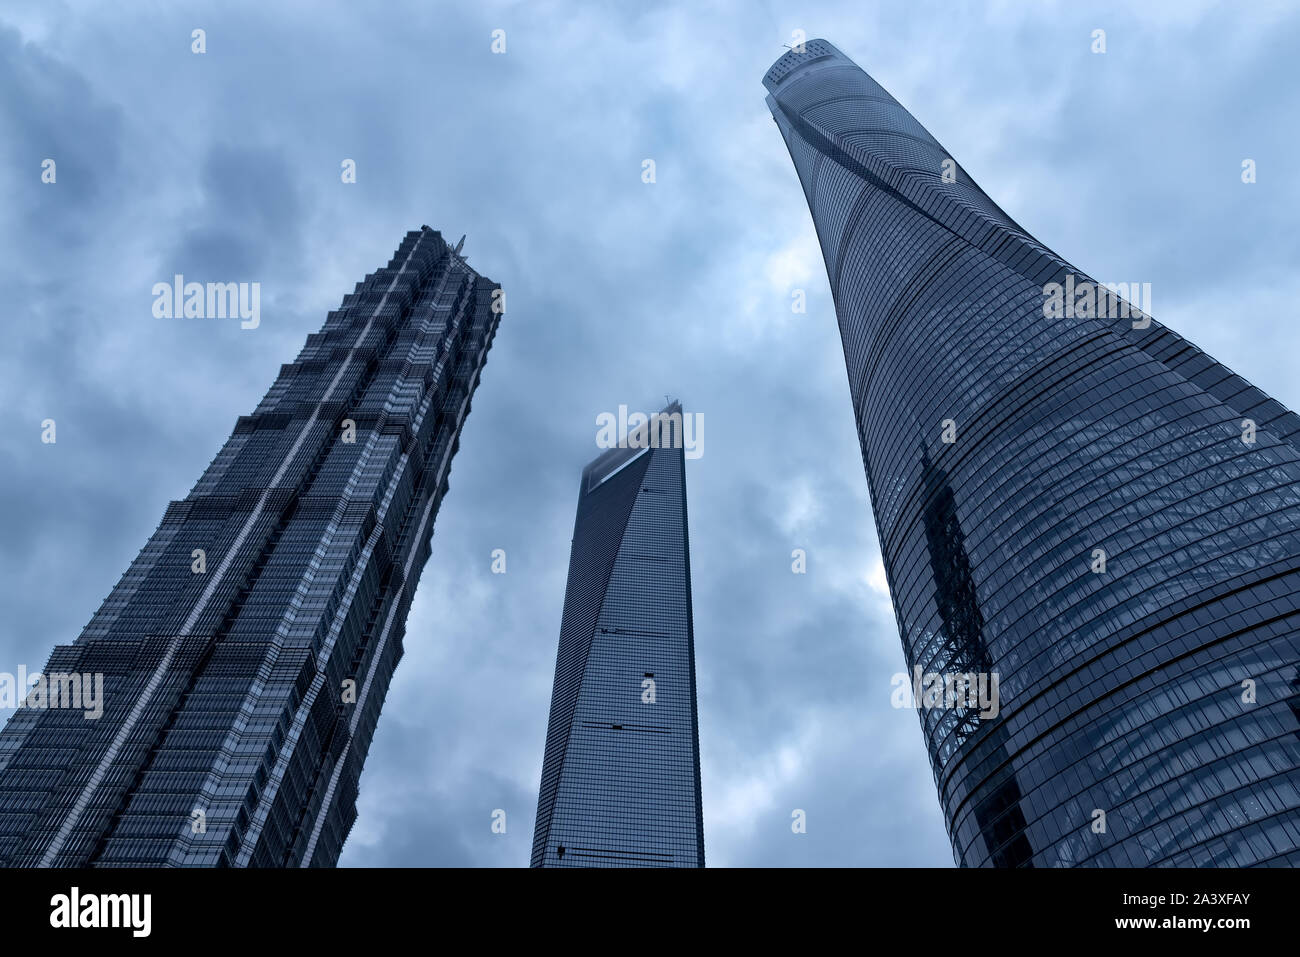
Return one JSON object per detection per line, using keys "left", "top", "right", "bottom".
{"left": 0, "top": 0, "right": 1294, "bottom": 869}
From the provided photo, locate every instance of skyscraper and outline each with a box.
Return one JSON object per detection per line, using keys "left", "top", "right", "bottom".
{"left": 0, "top": 227, "right": 502, "bottom": 867}
{"left": 765, "top": 41, "right": 1300, "bottom": 867}
{"left": 531, "top": 403, "right": 705, "bottom": 867}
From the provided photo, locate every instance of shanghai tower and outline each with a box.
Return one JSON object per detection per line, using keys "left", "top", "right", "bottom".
{"left": 531, "top": 403, "right": 705, "bottom": 867}
{"left": 0, "top": 227, "right": 502, "bottom": 867}
{"left": 765, "top": 41, "right": 1300, "bottom": 867}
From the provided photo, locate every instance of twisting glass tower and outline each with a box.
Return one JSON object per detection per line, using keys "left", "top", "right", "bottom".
{"left": 532, "top": 403, "right": 705, "bottom": 867}
{"left": 765, "top": 40, "right": 1300, "bottom": 867}
{"left": 0, "top": 227, "right": 502, "bottom": 867}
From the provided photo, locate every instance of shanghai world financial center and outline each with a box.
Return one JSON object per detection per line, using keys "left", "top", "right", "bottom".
{"left": 3, "top": 25, "right": 1297, "bottom": 875}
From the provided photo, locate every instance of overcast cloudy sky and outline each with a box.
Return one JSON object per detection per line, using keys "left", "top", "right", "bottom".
{"left": 1, "top": 0, "right": 1297, "bottom": 867}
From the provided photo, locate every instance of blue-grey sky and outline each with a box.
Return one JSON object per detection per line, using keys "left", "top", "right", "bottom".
{"left": 1, "top": 0, "right": 1297, "bottom": 867}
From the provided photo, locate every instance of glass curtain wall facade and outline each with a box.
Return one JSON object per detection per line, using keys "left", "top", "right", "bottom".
{"left": 531, "top": 404, "right": 705, "bottom": 867}
{"left": 765, "top": 40, "right": 1300, "bottom": 867}
{"left": 0, "top": 227, "right": 502, "bottom": 867}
